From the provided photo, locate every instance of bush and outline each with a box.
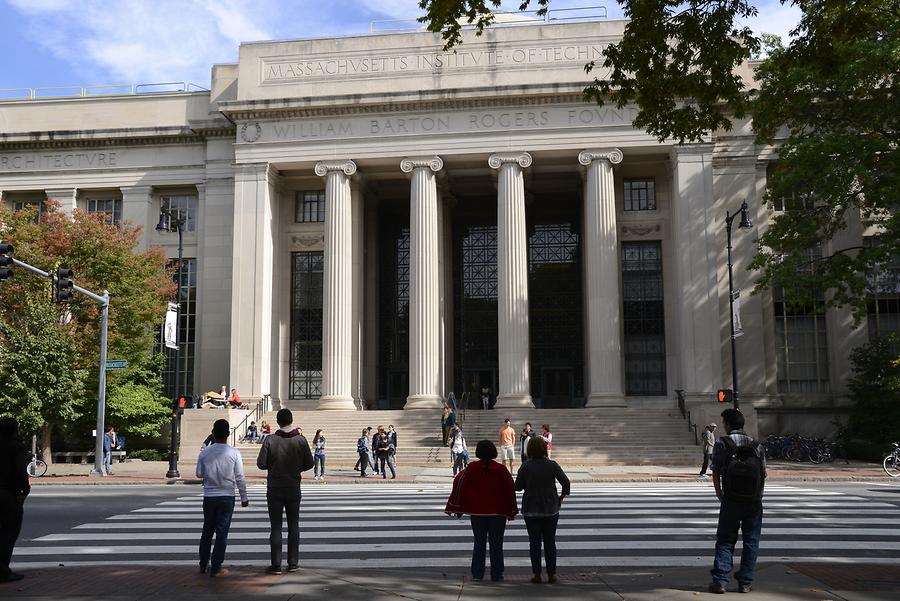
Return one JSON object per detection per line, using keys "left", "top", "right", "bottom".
{"left": 847, "top": 334, "right": 900, "bottom": 461}
{"left": 127, "top": 448, "right": 166, "bottom": 461}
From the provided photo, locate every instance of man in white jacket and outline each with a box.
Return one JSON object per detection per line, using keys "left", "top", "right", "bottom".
{"left": 196, "top": 419, "right": 249, "bottom": 577}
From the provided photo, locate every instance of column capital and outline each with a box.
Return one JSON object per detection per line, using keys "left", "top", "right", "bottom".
{"left": 488, "top": 152, "right": 532, "bottom": 170}
{"left": 400, "top": 156, "right": 443, "bottom": 174}
{"left": 315, "top": 160, "right": 357, "bottom": 177}
{"left": 578, "top": 148, "right": 623, "bottom": 166}
{"left": 119, "top": 185, "right": 153, "bottom": 197}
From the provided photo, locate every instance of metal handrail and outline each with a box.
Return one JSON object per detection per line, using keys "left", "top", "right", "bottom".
{"left": 230, "top": 399, "right": 266, "bottom": 447}
{"left": 0, "top": 81, "right": 209, "bottom": 101}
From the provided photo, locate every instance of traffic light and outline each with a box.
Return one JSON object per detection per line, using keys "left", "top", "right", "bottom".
{"left": 0, "top": 243, "right": 12, "bottom": 281}
{"left": 56, "top": 267, "right": 75, "bottom": 302}
{"left": 717, "top": 389, "right": 734, "bottom": 404}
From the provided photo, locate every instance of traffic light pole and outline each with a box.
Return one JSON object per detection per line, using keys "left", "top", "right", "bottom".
{"left": 11, "top": 257, "right": 111, "bottom": 475}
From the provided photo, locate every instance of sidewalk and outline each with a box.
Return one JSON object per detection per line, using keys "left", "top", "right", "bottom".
{"left": 2, "top": 563, "right": 898, "bottom": 600}
{"left": 30, "top": 460, "right": 892, "bottom": 485}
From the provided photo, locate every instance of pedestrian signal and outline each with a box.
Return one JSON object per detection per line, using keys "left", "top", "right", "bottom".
{"left": 56, "top": 267, "right": 75, "bottom": 302}
{"left": 0, "top": 243, "right": 12, "bottom": 281}
{"left": 717, "top": 389, "right": 734, "bottom": 404}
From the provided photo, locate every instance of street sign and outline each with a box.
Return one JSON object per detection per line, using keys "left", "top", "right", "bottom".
{"left": 105, "top": 359, "right": 128, "bottom": 370}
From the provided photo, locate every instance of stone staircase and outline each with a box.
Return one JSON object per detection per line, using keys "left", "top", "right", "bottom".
{"left": 181, "top": 406, "right": 700, "bottom": 468}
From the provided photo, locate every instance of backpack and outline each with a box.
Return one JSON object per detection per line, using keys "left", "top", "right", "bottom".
{"left": 721, "top": 437, "right": 763, "bottom": 502}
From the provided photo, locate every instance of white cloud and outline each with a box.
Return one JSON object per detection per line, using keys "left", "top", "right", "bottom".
{"left": 741, "top": 0, "right": 803, "bottom": 42}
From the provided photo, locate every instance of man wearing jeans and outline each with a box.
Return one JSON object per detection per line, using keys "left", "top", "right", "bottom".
{"left": 709, "top": 408, "right": 766, "bottom": 594}
{"left": 257, "top": 409, "right": 313, "bottom": 574}
{"left": 195, "top": 419, "right": 248, "bottom": 577}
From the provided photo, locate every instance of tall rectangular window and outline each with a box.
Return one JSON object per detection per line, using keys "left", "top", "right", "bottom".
{"left": 160, "top": 195, "right": 198, "bottom": 232}
{"left": 621, "top": 241, "right": 667, "bottom": 395}
{"left": 774, "top": 247, "right": 830, "bottom": 393}
{"left": 865, "top": 238, "right": 900, "bottom": 350}
{"left": 623, "top": 179, "right": 656, "bottom": 211}
{"left": 290, "top": 252, "right": 324, "bottom": 399}
{"left": 295, "top": 191, "right": 326, "bottom": 223}
{"left": 10, "top": 198, "right": 45, "bottom": 223}
{"left": 159, "top": 258, "right": 197, "bottom": 400}
{"left": 85, "top": 197, "right": 122, "bottom": 226}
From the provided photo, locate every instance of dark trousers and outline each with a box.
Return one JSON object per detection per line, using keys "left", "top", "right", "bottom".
{"left": 0, "top": 491, "right": 24, "bottom": 577}
{"left": 711, "top": 499, "right": 763, "bottom": 586}
{"left": 379, "top": 454, "right": 396, "bottom": 478}
{"left": 700, "top": 452, "right": 712, "bottom": 475}
{"left": 524, "top": 514, "right": 560, "bottom": 576}
{"left": 470, "top": 515, "right": 507, "bottom": 580}
{"left": 356, "top": 451, "right": 369, "bottom": 475}
{"left": 198, "top": 496, "right": 235, "bottom": 572}
{"left": 266, "top": 486, "right": 302, "bottom": 568}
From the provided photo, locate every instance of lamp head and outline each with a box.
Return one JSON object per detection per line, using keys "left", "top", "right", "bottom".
{"left": 738, "top": 201, "right": 753, "bottom": 230}
{"left": 155, "top": 211, "right": 170, "bottom": 233}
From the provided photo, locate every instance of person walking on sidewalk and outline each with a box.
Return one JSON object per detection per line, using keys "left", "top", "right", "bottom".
{"left": 375, "top": 431, "right": 396, "bottom": 479}
{"left": 520, "top": 422, "right": 535, "bottom": 463}
{"left": 312, "top": 429, "right": 326, "bottom": 481}
{"left": 444, "top": 440, "right": 518, "bottom": 582}
{"left": 708, "top": 408, "right": 766, "bottom": 594}
{"left": 102, "top": 426, "right": 114, "bottom": 475}
{"left": 441, "top": 406, "right": 451, "bottom": 445}
{"left": 355, "top": 429, "right": 370, "bottom": 477}
{"left": 387, "top": 425, "right": 398, "bottom": 467}
{"left": 0, "top": 417, "right": 30, "bottom": 583}
{"left": 196, "top": 419, "right": 249, "bottom": 577}
{"left": 257, "top": 408, "right": 314, "bottom": 575}
{"left": 498, "top": 418, "right": 516, "bottom": 472}
{"left": 516, "top": 436, "right": 570, "bottom": 584}
{"left": 540, "top": 424, "right": 553, "bottom": 459}
{"left": 450, "top": 425, "right": 469, "bottom": 475}
{"left": 700, "top": 423, "right": 717, "bottom": 477}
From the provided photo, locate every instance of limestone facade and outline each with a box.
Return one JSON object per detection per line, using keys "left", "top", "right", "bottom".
{"left": 0, "top": 19, "right": 876, "bottom": 434}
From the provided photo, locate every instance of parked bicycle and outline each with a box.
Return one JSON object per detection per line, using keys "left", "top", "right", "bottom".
{"left": 764, "top": 433, "right": 848, "bottom": 465}
{"left": 27, "top": 435, "right": 47, "bottom": 477}
{"left": 883, "top": 442, "right": 900, "bottom": 478}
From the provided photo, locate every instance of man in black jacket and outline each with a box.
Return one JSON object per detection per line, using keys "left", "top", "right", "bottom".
{"left": 256, "top": 409, "right": 313, "bottom": 575}
{"left": 0, "top": 417, "right": 30, "bottom": 583}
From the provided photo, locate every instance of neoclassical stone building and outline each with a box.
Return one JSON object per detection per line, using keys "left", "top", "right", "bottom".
{"left": 1, "top": 19, "right": 887, "bottom": 433}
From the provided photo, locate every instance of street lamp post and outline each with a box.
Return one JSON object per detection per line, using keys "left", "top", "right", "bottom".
{"left": 156, "top": 203, "right": 185, "bottom": 479}
{"left": 725, "top": 200, "right": 754, "bottom": 410}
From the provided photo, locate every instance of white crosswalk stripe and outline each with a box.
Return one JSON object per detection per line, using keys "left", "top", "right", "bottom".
{"left": 15, "top": 484, "right": 900, "bottom": 568}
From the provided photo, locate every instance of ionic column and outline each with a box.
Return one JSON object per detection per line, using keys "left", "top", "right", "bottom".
{"left": 401, "top": 156, "right": 444, "bottom": 409}
{"left": 579, "top": 148, "right": 626, "bottom": 407}
{"left": 316, "top": 160, "right": 357, "bottom": 410}
{"left": 489, "top": 152, "right": 535, "bottom": 408}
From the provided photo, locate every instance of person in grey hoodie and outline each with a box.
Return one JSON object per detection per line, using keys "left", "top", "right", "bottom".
{"left": 515, "top": 436, "right": 570, "bottom": 584}
{"left": 257, "top": 408, "right": 313, "bottom": 574}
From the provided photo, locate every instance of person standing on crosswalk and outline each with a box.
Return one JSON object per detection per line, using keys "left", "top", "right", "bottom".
{"left": 256, "top": 408, "right": 314, "bottom": 575}
{"left": 516, "top": 436, "right": 570, "bottom": 584}
{"left": 709, "top": 408, "right": 766, "bottom": 595}
{"left": 444, "top": 440, "right": 518, "bottom": 582}
{"left": 0, "top": 417, "right": 30, "bottom": 584}
{"left": 195, "top": 419, "right": 249, "bottom": 577}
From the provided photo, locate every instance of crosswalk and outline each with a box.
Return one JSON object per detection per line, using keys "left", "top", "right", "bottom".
{"left": 15, "top": 483, "right": 900, "bottom": 569}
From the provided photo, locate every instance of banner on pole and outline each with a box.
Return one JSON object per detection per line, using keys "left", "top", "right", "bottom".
{"left": 164, "top": 302, "right": 178, "bottom": 349}
{"left": 732, "top": 289, "right": 743, "bottom": 338}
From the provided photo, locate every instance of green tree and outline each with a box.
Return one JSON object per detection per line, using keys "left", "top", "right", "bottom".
{"left": 0, "top": 202, "right": 174, "bottom": 461}
{"left": 419, "top": 0, "right": 900, "bottom": 315}
{"left": 846, "top": 334, "right": 900, "bottom": 459}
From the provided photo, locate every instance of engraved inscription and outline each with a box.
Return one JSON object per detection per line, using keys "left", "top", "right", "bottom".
{"left": 0, "top": 151, "right": 119, "bottom": 171}
{"left": 263, "top": 44, "right": 608, "bottom": 82}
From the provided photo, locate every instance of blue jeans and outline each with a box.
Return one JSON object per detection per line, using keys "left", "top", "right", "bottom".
{"left": 711, "top": 499, "right": 763, "bottom": 586}
{"left": 103, "top": 450, "right": 112, "bottom": 474}
{"left": 470, "top": 515, "right": 507, "bottom": 580}
{"left": 314, "top": 454, "right": 325, "bottom": 477}
{"left": 199, "top": 496, "right": 235, "bottom": 572}
{"left": 524, "top": 514, "right": 560, "bottom": 576}
{"left": 379, "top": 455, "right": 396, "bottom": 478}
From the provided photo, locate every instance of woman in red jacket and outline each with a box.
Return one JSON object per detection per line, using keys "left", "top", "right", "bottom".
{"left": 445, "top": 440, "right": 518, "bottom": 582}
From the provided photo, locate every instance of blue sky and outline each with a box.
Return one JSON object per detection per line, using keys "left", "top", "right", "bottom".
{"left": 0, "top": 0, "right": 801, "bottom": 91}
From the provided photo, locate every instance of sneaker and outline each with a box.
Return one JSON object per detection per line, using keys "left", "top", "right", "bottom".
{"left": 738, "top": 583, "right": 752, "bottom": 593}
{"left": 531, "top": 575, "right": 542, "bottom": 584}
{"left": 548, "top": 575, "right": 558, "bottom": 584}
{"left": 209, "top": 568, "right": 229, "bottom": 577}
{"left": 314, "top": 476, "right": 318, "bottom": 480}
{"left": 0, "top": 572, "right": 25, "bottom": 583}
{"left": 266, "top": 566, "right": 283, "bottom": 575}
{"left": 287, "top": 564, "right": 299, "bottom": 572}
{"left": 708, "top": 581, "right": 726, "bottom": 594}
{"left": 699, "top": 473, "right": 709, "bottom": 478}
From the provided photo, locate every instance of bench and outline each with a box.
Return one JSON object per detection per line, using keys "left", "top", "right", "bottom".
{"left": 52, "top": 450, "right": 127, "bottom": 464}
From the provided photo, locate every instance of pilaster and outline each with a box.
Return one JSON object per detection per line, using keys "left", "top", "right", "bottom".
{"left": 120, "top": 185, "right": 154, "bottom": 250}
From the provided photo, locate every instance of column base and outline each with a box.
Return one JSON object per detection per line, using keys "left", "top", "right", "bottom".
{"left": 494, "top": 394, "right": 535, "bottom": 408}
{"left": 404, "top": 394, "right": 443, "bottom": 410}
{"left": 585, "top": 393, "right": 627, "bottom": 408}
{"left": 317, "top": 395, "right": 356, "bottom": 410}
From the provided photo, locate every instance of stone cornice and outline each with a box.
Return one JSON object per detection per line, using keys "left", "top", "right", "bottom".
{"left": 0, "top": 124, "right": 234, "bottom": 152}
{"left": 488, "top": 152, "right": 532, "bottom": 169}
{"left": 219, "top": 88, "right": 587, "bottom": 121}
